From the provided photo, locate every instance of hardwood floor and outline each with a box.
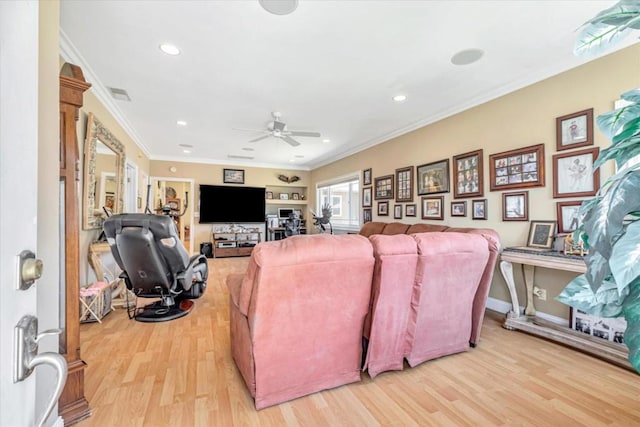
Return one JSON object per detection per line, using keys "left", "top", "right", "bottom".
{"left": 78, "top": 257, "right": 640, "bottom": 426}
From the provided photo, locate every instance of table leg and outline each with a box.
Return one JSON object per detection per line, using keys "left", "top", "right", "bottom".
{"left": 499, "top": 260, "right": 520, "bottom": 320}
{"left": 523, "top": 264, "right": 536, "bottom": 317}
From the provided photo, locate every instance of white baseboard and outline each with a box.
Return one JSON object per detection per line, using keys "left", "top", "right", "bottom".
{"left": 486, "top": 297, "right": 569, "bottom": 327}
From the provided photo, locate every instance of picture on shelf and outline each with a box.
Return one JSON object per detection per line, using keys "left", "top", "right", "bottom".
{"left": 279, "top": 193, "right": 289, "bottom": 200}
{"left": 291, "top": 192, "right": 300, "bottom": 200}
{"left": 571, "top": 308, "right": 626, "bottom": 345}
{"left": 266, "top": 191, "right": 274, "bottom": 199}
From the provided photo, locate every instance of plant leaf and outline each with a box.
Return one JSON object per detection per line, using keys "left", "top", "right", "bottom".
{"left": 584, "top": 251, "right": 612, "bottom": 292}
{"left": 594, "top": 134, "right": 640, "bottom": 169}
{"left": 621, "top": 87, "right": 640, "bottom": 104}
{"left": 596, "top": 102, "right": 640, "bottom": 140}
{"left": 557, "top": 275, "right": 625, "bottom": 317}
{"left": 622, "top": 282, "right": 640, "bottom": 372}
{"left": 610, "top": 220, "right": 640, "bottom": 290}
{"left": 612, "top": 116, "right": 640, "bottom": 144}
{"left": 574, "top": 1, "right": 640, "bottom": 57}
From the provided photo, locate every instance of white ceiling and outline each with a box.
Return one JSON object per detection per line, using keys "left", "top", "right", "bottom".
{"left": 60, "top": 1, "right": 635, "bottom": 171}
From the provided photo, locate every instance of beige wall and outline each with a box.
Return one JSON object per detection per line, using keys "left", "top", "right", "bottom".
{"left": 150, "top": 160, "right": 310, "bottom": 246}
{"left": 311, "top": 44, "right": 640, "bottom": 319}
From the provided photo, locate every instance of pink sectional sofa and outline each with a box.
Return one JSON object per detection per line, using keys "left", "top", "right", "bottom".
{"left": 228, "top": 223, "right": 500, "bottom": 408}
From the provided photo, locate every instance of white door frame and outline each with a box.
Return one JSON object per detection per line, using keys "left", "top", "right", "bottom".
{"left": 124, "top": 158, "right": 138, "bottom": 213}
{"left": 150, "top": 176, "right": 195, "bottom": 253}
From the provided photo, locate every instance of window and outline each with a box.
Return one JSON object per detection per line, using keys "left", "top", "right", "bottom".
{"left": 316, "top": 174, "right": 360, "bottom": 232}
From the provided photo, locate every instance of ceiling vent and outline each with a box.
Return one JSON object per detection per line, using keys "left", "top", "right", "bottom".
{"left": 108, "top": 87, "right": 131, "bottom": 101}
{"left": 227, "top": 154, "right": 254, "bottom": 160}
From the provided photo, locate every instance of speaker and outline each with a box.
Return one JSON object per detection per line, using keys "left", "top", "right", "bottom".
{"left": 200, "top": 242, "right": 213, "bottom": 258}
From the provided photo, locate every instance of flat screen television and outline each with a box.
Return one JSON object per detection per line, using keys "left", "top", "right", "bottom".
{"left": 199, "top": 185, "right": 265, "bottom": 223}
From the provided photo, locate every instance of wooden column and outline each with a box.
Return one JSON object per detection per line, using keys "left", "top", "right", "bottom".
{"left": 59, "top": 63, "right": 92, "bottom": 425}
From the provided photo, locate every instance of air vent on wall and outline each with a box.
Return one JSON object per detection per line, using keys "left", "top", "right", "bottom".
{"left": 108, "top": 87, "right": 131, "bottom": 101}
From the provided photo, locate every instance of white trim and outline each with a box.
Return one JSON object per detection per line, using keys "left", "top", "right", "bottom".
{"left": 124, "top": 158, "right": 138, "bottom": 213}
{"left": 150, "top": 154, "right": 311, "bottom": 171}
{"left": 315, "top": 170, "right": 360, "bottom": 188}
{"left": 150, "top": 176, "right": 195, "bottom": 253}
{"left": 59, "top": 30, "right": 152, "bottom": 158}
{"left": 486, "top": 297, "right": 569, "bottom": 327}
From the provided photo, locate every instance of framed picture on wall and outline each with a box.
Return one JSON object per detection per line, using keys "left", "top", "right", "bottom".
{"left": 223, "top": 168, "right": 245, "bottom": 184}
{"left": 489, "top": 144, "right": 545, "bottom": 191}
{"left": 502, "top": 191, "right": 529, "bottom": 221}
{"left": 374, "top": 175, "right": 394, "bottom": 200}
{"left": 571, "top": 308, "right": 626, "bottom": 345}
{"left": 362, "top": 187, "right": 372, "bottom": 207}
{"left": 471, "top": 199, "right": 487, "bottom": 220}
{"left": 421, "top": 196, "right": 444, "bottom": 220}
{"left": 557, "top": 200, "right": 583, "bottom": 233}
{"left": 553, "top": 147, "right": 600, "bottom": 198}
{"left": 377, "top": 201, "right": 389, "bottom": 216}
{"left": 395, "top": 166, "right": 414, "bottom": 202}
{"left": 363, "top": 168, "right": 372, "bottom": 186}
{"left": 363, "top": 208, "right": 372, "bottom": 223}
{"left": 556, "top": 108, "right": 594, "bottom": 151}
{"left": 405, "top": 204, "right": 417, "bottom": 217}
{"left": 417, "top": 159, "right": 450, "bottom": 195}
{"left": 453, "top": 149, "right": 483, "bottom": 198}
{"left": 394, "top": 204, "right": 402, "bottom": 219}
{"left": 451, "top": 201, "right": 466, "bottom": 217}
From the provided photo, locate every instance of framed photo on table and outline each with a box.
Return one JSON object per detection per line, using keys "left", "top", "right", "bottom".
{"left": 526, "top": 220, "right": 557, "bottom": 249}
{"left": 421, "top": 196, "right": 444, "bottom": 220}
{"left": 489, "top": 144, "right": 545, "bottom": 191}
{"left": 556, "top": 108, "right": 594, "bottom": 151}
{"left": 453, "top": 150, "right": 483, "bottom": 198}
{"left": 374, "top": 175, "right": 394, "bottom": 200}
{"left": 553, "top": 147, "right": 600, "bottom": 198}
{"left": 417, "top": 159, "right": 449, "bottom": 195}
{"left": 395, "top": 166, "right": 414, "bottom": 202}
{"left": 502, "top": 191, "right": 528, "bottom": 221}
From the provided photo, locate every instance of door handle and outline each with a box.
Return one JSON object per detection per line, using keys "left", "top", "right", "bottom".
{"left": 14, "top": 315, "right": 67, "bottom": 427}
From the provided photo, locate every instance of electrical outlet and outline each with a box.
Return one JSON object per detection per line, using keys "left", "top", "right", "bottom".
{"left": 533, "top": 286, "right": 547, "bottom": 301}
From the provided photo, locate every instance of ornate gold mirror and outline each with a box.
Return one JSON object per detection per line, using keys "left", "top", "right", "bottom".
{"left": 83, "top": 112, "right": 125, "bottom": 229}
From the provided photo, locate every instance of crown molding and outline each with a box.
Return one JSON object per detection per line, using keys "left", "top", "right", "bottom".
{"left": 59, "top": 29, "right": 152, "bottom": 159}
{"left": 150, "top": 154, "right": 311, "bottom": 171}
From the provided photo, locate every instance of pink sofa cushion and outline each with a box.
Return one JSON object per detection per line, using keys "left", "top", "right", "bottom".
{"left": 406, "top": 232, "right": 490, "bottom": 366}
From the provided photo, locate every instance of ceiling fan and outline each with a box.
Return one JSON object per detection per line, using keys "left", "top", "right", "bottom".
{"left": 234, "top": 112, "right": 321, "bottom": 147}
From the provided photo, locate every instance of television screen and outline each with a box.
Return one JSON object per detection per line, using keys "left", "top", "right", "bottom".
{"left": 199, "top": 185, "right": 265, "bottom": 223}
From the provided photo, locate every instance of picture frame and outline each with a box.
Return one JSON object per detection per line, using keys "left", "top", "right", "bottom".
{"left": 453, "top": 149, "right": 483, "bottom": 198}
{"left": 417, "top": 159, "right": 450, "bottom": 195}
{"left": 223, "top": 168, "right": 245, "bottom": 184}
{"left": 489, "top": 143, "right": 545, "bottom": 191}
{"left": 377, "top": 201, "right": 389, "bottom": 216}
{"left": 362, "top": 187, "right": 372, "bottom": 207}
{"left": 405, "top": 204, "right": 417, "bottom": 217}
{"left": 570, "top": 308, "right": 627, "bottom": 345}
{"left": 395, "top": 166, "right": 414, "bottom": 202}
{"left": 502, "top": 191, "right": 529, "bottom": 221}
{"left": 557, "top": 200, "right": 583, "bottom": 233}
{"left": 137, "top": 196, "right": 142, "bottom": 209}
{"left": 393, "top": 204, "right": 402, "bottom": 219}
{"left": 363, "top": 168, "right": 372, "bottom": 186}
{"left": 553, "top": 147, "right": 600, "bottom": 198}
{"left": 266, "top": 191, "right": 274, "bottom": 199}
{"left": 556, "top": 108, "right": 594, "bottom": 151}
{"left": 363, "top": 208, "right": 372, "bottom": 223}
{"left": 526, "top": 220, "right": 557, "bottom": 248}
{"left": 451, "top": 201, "right": 467, "bottom": 217}
{"left": 291, "top": 192, "right": 300, "bottom": 200}
{"left": 279, "top": 193, "right": 289, "bottom": 200}
{"left": 421, "top": 196, "right": 444, "bottom": 220}
{"left": 374, "top": 175, "right": 394, "bottom": 200}
{"left": 471, "top": 199, "right": 487, "bottom": 220}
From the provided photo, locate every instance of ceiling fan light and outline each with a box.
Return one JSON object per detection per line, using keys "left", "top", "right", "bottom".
{"left": 259, "top": 0, "right": 298, "bottom": 15}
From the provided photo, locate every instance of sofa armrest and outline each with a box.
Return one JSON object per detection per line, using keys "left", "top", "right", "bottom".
{"left": 227, "top": 273, "right": 245, "bottom": 311}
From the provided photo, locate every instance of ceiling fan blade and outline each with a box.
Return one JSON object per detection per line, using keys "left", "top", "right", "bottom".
{"left": 249, "top": 134, "right": 271, "bottom": 143}
{"left": 288, "top": 130, "right": 321, "bottom": 137}
{"left": 282, "top": 135, "right": 301, "bottom": 147}
{"left": 233, "top": 127, "right": 268, "bottom": 133}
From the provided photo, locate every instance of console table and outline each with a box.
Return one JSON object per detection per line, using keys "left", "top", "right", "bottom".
{"left": 499, "top": 247, "right": 633, "bottom": 371}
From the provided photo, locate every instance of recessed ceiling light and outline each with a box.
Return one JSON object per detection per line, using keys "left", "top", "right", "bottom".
{"left": 295, "top": 155, "right": 304, "bottom": 158}
{"left": 289, "top": 159, "right": 295, "bottom": 162}
{"left": 182, "top": 149, "right": 191, "bottom": 154}
{"left": 176, "top": 120, "right": 187, "bottom": 126}
{"left": 178, "top": 143, "right": 193, "bottom": 148}
{"left": 160, "top": 44, "right": 180, "bottom": 56}
{"left": 322, "top": 139, "right": 331, "bottom": 143}
{"left": 242, "top": 147, "right": 255, "bottom": 152}
{"left": 392, "top": 94, "right": 407, "bottom": 103}
{"left": 451, "top": 48, "right": 484, "bottom": 66}
{"left": 259, "top": 0, "right": 298, "bottom": 15}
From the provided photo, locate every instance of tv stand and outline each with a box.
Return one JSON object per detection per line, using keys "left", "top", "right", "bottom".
{"left": 212, "top": 229, "right": 261, "bottom": 258}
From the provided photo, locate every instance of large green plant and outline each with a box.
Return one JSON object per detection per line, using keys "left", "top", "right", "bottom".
{"left": 556, "top": 0, "right": 640, "bottom": 372}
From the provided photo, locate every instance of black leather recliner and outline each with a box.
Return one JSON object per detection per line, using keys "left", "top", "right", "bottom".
{"left": 103, "top": 213, "right": 208, "bottom": 322}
